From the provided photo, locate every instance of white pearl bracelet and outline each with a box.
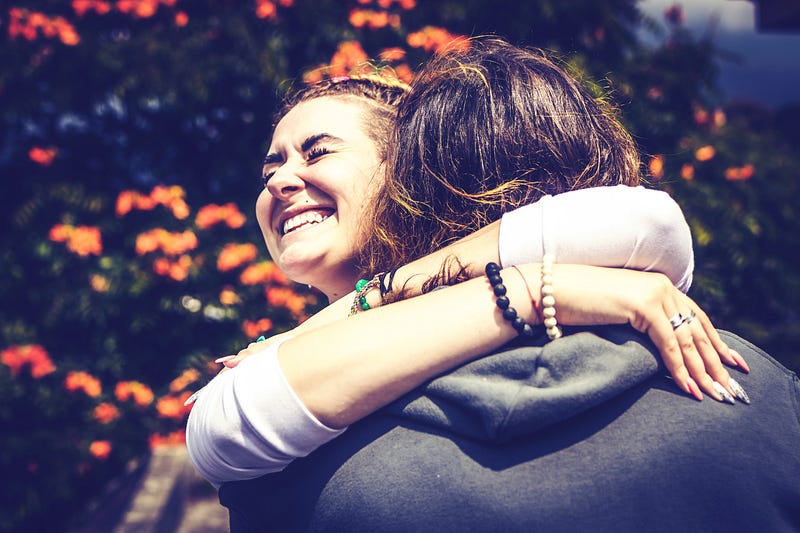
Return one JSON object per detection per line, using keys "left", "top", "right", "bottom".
{"left": 541, "top": 253, "right": 562, "bottom": 341}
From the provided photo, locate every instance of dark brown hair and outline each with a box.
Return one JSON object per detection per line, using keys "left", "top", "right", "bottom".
{"left": 362, "top": 37, "right": 641, "bottom": 276}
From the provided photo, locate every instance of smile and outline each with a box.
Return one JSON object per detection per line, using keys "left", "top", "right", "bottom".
{"left": 280, "top": 208, "right": 334, "bottom": 236}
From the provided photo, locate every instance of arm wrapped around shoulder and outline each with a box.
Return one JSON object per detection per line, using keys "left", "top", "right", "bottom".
{"left": 498, "top": 185, "right": 694, "bottom": 292}
{"left": 185, "top": 338, "right": 345, "bottom": 487}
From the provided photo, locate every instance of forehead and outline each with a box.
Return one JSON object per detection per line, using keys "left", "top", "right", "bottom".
{"left": 271, "top": 96, "right": 373, "bottom": 147}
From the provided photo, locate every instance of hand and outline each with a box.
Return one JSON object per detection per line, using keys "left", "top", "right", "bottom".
{"left": 216, "top": 331, "right": 294, "bottom": 369}
{"left": 546, "top": 265, "right": 749, "bottom": 403}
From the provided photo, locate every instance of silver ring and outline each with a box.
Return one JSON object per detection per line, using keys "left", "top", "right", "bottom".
{"left": 670, "top": 310, "right": 696, "bottom": 330}
{"left": 669, "top": 313, "right": 686, "bottom": 329}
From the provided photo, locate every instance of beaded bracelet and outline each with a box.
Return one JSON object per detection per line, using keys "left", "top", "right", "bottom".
{"left": 349, "top": 274, "right": 382, "bottom": 316}
{"left": 485, "top": 262, "right": 535, "bottom": 337}
{"left": 541, "top": 254, "right": 562, "bottom": 340}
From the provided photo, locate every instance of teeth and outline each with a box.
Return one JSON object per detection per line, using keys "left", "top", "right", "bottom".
{"left": 282, "top": 211, "right": 329, "bottom": 235}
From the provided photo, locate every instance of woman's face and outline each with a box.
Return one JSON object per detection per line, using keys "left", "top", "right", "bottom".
{"left": 256, "top": 96, "right": 383, "bottom": 301}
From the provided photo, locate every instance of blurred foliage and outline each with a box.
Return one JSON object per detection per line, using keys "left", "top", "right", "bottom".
{"left": 0, "top": 0, "right": 798, "bottom": 531}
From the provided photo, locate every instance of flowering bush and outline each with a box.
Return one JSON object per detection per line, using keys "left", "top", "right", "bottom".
{"left": 0, "top": 184, "right": 320, "bottom": 531}
{"left": 2, "top": 1, "right": 799, "bottom": 531}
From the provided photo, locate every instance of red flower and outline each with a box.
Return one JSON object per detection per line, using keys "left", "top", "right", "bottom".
{"left": 115, "top": 380, "right": 154, "bottom": 406}
{"left": 1, "top": 344, "right": 56, "bottom": 378}
{"left": 242, "top": 318, "right": 274, "bottom": 338}
{"left": 65, "top": 370, "right": 102, "bottom": 397}
{"left": 93, "top": 402, "right": 121, "bottom": 424}
{"left": 89, "top": 440, "right": 112, "bottom": 460}
{"left": 29, "top": 146, "right": 58, "bottom": 166}
{"left": 725, "top": 164, "right": 755, "bottom": 181}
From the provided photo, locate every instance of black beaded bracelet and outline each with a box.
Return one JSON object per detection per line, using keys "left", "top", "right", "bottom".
{"left": 485, "top": 262, "right": 535, "bottom": 337}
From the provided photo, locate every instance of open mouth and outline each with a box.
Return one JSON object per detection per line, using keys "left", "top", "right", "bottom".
{"left": 280, "top": 208, "right": 335, "bottom": 236}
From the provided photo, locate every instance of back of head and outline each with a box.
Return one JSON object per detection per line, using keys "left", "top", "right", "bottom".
{"left": 362, "top": 37, "right": 641, "bottom": 275}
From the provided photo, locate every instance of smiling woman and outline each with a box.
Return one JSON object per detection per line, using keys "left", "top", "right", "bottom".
{"left": 257, "top": 96, "right": 385, "bottom": 301}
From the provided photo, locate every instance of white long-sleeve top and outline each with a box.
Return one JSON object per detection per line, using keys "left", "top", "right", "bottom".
{"left": 186, "top": 185, "right": 694, "bottom": 486}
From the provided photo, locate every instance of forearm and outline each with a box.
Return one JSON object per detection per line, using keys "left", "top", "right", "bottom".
{"left": 280, "top": 264, "right": 533, "bottom": 428}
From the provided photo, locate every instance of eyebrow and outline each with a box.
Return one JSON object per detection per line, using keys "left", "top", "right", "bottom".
{"left": 262, "top": 133, "right": 342, "bottom": 167}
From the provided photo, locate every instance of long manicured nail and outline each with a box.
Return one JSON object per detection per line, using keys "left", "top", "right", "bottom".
{"left": 686, "top": 377, "right": 703, "bottom": 401}
{"left": 730, "top": 349, "right": 750, "bottom": 373}
{"left": 214, "top": 355, "right": 236, "bottom": 364}
{"left": 712, "top": 381, "right": 735, "bottom": 405}
{"left": 729, "top": 378, "right": 751, "bottom": 404}
{"left": 256, "top": 335, "right": 266, "bottom": 342}
{"left": 184, "top": 388, "right": 203, "bottom": 406}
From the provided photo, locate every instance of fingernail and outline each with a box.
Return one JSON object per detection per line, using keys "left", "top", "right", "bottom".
{"left": 184, "top": 388, "right": 202, "bottom": 406}
{"left": 730, "top": 349, "right": 750, "bottom": 373}
{"left": 214, "top": 355, "right": 236, "bottom": 364}
{"left": 256, "top": 335, "right": 266, "bottom": 342}
{"left": 729, "top": 378, "right": 751, "bottom": 404}
{"left": 712, "top": 381, "right": 735, "bottom": 405}
{"left": 686, "top": 377, "right": 703, "bottom": 401}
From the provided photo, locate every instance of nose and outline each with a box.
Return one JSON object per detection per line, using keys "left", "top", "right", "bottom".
{"left": 266, "top": 164, "right": 306, "bottom": 201}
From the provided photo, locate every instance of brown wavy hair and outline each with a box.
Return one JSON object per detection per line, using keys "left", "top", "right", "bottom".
{"left": 361, "top": 37, "right": 641, "bottom": 277}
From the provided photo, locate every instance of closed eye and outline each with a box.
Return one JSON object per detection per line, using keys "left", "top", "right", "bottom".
{"left": 307, "top": 145, "right": 331, "bottom": 161}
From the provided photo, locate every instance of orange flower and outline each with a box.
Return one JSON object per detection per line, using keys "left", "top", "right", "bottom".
{"left": 407, "top": 26, "right": 469, "bottom": 54}
{"left": 115, "top": 190, "right": 139, "bottom": 216}
{"left": 29, "top": 146, "right": 58, "bottom": 166}
{"left": 195, "top": 203, "right": 246, "bottom": 229}
{"left": 89, "top": 440, "right": 112, "bottom": 460}
{"left": 65, "top": 371, "right": 102, "bottom": 397}
{"left": 242, "top": 318, "right": 274, "bottom": 338}
{"left": 266, "top": 287, "right": 307, "bottom": 314}
{"left": 174, "top": 11, "right": 188, "bottom": 26}
{"left": 149, "top": 429, "right": 186, "bottom": 448}
{"left": 648, "top": 155, "right": 665, "bottom": 180}
{"left": 725, "top": 164, "right": 755, "bottom": 181}
{"left": 330, "top": 41, "right": 369, "bottom": 77}
{"left": 49, "top": 224, "right": 72, "bottom": 243}
{"left": 165, "top": 254, "right": 193, "bottom": 281}
{"left": 394, "top": 63, "right": 413, "bottom": 83}
{"left": 255, "top": 0, "right": 277, "bottom": 19}
{"left": 93, "top": 402, "right": 121, "bottom": 424}
{"left": 693, "top": 107, "right": 709, "bottom": 126}
{"left": 169, "top": 368, "right": 200, "bottom": 393}
{"left": 56, "top": 18, "right": 80, "bottom": 45}
{"left": 115, "top": 380, "right": 154, "bottom": 406}
{"left": 713, "top": 109, "right": 727, "bottom": 129}
{"left": 66, "top": 226, "right": 103, "bottom": 256}
{"left": 72, "top": 0, "right": 112, "bottom": 16}
{"left": 89, "top": 274, "right": 111, "bottom": 292}
{"left": 161, "top": 231, "right": 198, "bottom": 256}
{"left": 220, "top": 287, "right": 241, "bottom": 305}
{"left": 379, "top": 47, "right": 406, "bottom": 62}
{"left": 349, "top": 8, "right": 368, "bottom": 28}
{"left": 156, "top": 392, "right": 193, "bottom": 420}
{"left": 49, "top": 224, "right": 102, "bottom": 256}
{"left": 217, "top": 243, "right": 258, "bottom": 272}
{"left": 1, "top": 344, "right": 56, "bottom": 379}
{"left": 695, "top": 145, "right": 716, "bottom": 162}
{"left": 239, "top": 261, "right": 289, "bottom": 285}
{"left": 681, "top": 163, "right": 695, "bottom": 181}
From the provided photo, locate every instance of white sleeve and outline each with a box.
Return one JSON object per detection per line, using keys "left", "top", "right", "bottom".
{"left": 185, "top": 336, "right": 346, "bottom": 487}
{"left": 498, "top": 185, "right": 694, "bottom": 292}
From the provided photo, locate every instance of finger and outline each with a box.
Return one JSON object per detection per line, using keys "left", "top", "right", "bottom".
{"left": 683, "top": 316, "right": 734, "bottom": 399}
{"left": 645, "top": 312, "right": 701, "bottom": 401}
{"left": 683, "top": 296, "right": 743, "bottom": 370}
{"left": 672, "top": 317, "right": 723, "bottom": 402}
